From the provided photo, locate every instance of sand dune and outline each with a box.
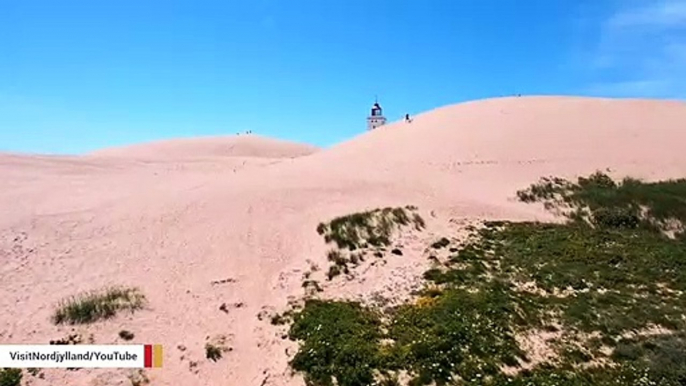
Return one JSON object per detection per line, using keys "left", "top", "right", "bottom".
{"left": 88, "top": 135, "right": 319, "bottom": 161}
{"left": 1, "top": 96, "right": 685, "bottom": 386}
{"left": 312, "top": 96, "right": 685, "bottom": 180}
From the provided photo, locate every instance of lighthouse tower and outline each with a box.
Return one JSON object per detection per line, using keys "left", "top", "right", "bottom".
{"left": 366, "top": 99, "right": 387, "bottom": 131}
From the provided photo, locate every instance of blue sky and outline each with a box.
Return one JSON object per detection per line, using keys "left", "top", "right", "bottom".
{"left": 1, "top": 0, "right": 685, "bottom": 154}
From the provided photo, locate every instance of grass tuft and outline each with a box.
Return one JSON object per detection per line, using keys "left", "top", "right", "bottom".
{"left": 205, "top": 335, "right": 231, "bottom": 362}
{"left": 52, "top": 287, "right": 145, "bottom": 325}
{"left": 317, "top": 207, "right": 424, "bottom": 281}
{"left": 205, "top": 344, "right": 223, "bottom": 362}
{"left": 317, "top": 207, "right": 424, "bottom": 251}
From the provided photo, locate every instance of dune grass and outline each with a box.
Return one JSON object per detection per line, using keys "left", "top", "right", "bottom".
{"left": 205, "top": 343, "right": 223, "bottom": 362}
{"left": 317, "top": 206, "right": 425, "bottom": 251}
{"left": 52, "top": 287, "right": 145, "bottom": 325}
{"left": 517, "top": 171, "right": 686, "bottom": 237}
{"left": 317, "top": 206, "right": 425, "bottom": 281}
{"left": 205, "top": 335, "right": 231, "bottom": 362}
{"left": 285, "top": 173, "right": 686, "bottom": 386}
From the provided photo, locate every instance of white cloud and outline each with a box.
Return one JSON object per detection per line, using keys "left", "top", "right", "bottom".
{"left": 587, "top": 80, "right": 671, "bottom": 97}
{"left": 584, "top": 0, "right": 686, "bottom": 98}
{"left": 607, "top": 0, "right": 686, "bottom": 30}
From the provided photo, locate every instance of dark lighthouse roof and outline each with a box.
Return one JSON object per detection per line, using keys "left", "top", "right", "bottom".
{"left": 371, "top": 102, "right": 383, "bottom": 117}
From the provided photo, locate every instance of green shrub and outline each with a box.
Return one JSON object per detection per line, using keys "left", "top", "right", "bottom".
{"left": 288, "top": 300, "right": 381, "bottom": 386}
{"left": 118, "top": 330, "right": 135, "bottom": 341}
{"left": 0, "top": 369, "right": 21, "bottom": 386}
{"left": 388, "top": 283, "right": 525, "bottom": 383}
{"left": 591, "top": 207, "right": 640, "bottom": 229}
{"left": 517, "top": 171, "right": 686, "bottom": 238}
{"left": 611, "top": 333, "right": 686, "bottom": 383}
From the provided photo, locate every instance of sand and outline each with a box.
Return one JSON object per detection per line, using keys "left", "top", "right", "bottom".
{"left": 1, "top": 96, "right": 685, "bottom": 385}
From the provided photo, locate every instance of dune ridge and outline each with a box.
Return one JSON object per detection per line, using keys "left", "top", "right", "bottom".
{"left": 88, "top": 134, "right": 319, "bottom": 160}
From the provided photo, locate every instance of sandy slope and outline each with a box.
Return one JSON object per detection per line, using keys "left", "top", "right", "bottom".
{"left": 89, "top": 135, "right": 320, "bottom": 160}
{"left": 1, "top": 96, "right": 685, "bottom": 386}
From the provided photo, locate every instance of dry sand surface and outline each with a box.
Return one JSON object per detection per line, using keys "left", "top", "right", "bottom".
{"left": 1, "top": 96, "right": 686, "bottom": 385}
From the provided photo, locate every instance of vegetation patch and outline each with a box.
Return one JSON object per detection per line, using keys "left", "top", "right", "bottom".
{"left": 53, "top": 287, "right": 145, "bottom": 325}
{"left": 205, "top": 335, "right": 231, "bottom": 362}
{"left": 611, "top": 332, "right": 686, "bottom": 381}
{"left": 271, "top": 313, "right": 290, "bottom": 326}
{"left": 288, "top": 300, "right": 382, "bottom": 386}
{"left": 317, "top": 206, "right": 425, "bottom": 251}
{"left": 302, "top": 279, "right": 324, "bottom": 295}
{"left": 119, "top": 330, "right": 135, "bottom": 341}
{"left": 0, "top": 369, "right": 22, "bottom": 386}
{"left": 49, "top": 333, "right": 83, "bottom": 345}
{"left": 205, "top": 343, "right": 223, "bottom": 362}
{"left": 285, "top": 173, "right": 686, "bottom": 385}
{"left": 127, "top": 369, "right": 150, "bottom": 386}
{"left": 517, "top": 171, "right": 686, "bottom": 238}
{"left": 430, "top": 237, "right": 451, "bottom": 249}
{"left": 317, "top": 207, "right": 424, "bottom": 281}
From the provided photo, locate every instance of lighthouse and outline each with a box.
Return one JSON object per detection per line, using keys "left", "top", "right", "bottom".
{"left": 366, "top": 99, "right": 387, "bottom": 131}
